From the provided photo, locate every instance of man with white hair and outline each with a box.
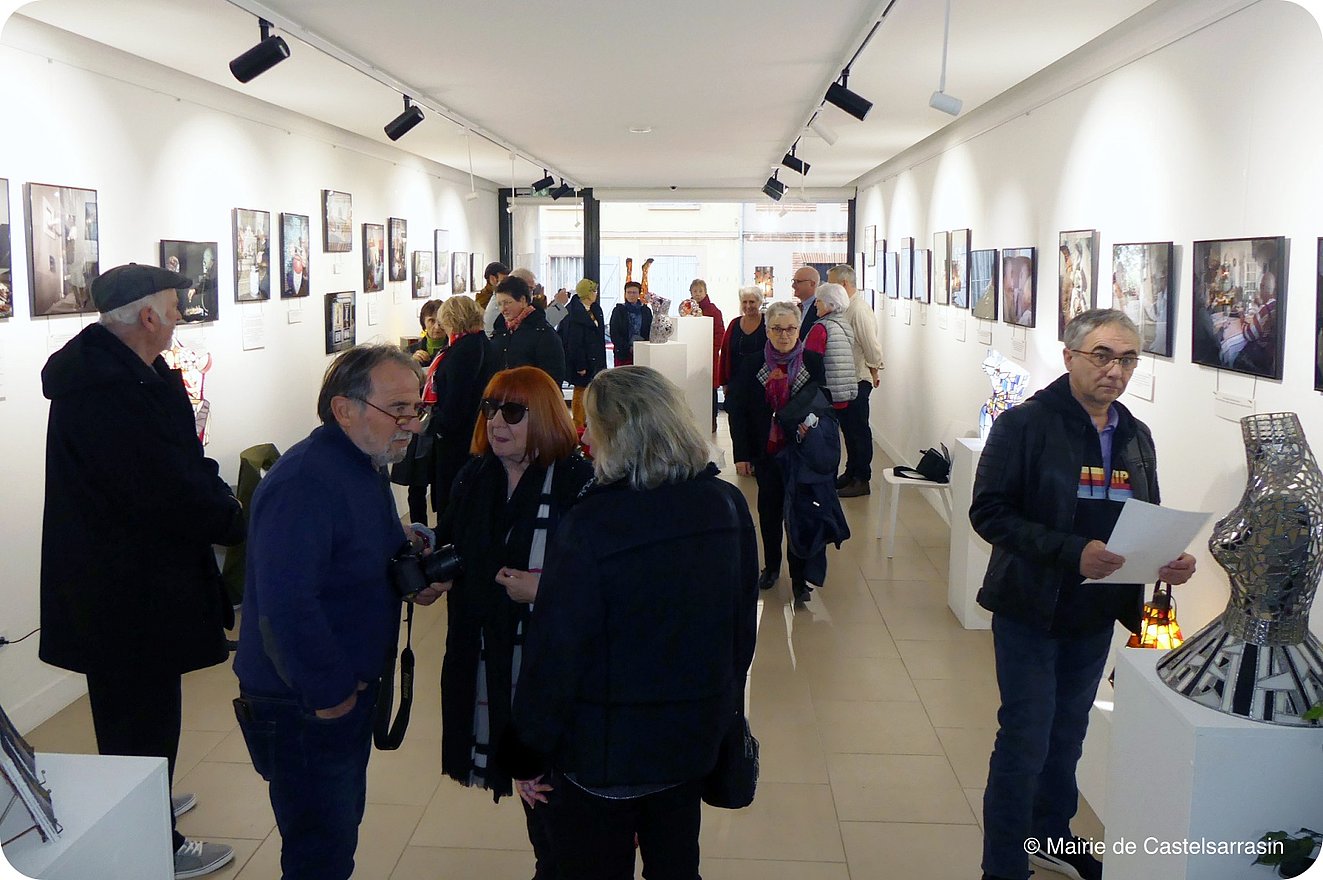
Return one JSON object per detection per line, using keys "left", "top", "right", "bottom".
{"left": 827, "top": 264, "right": 884, "bottom": 498}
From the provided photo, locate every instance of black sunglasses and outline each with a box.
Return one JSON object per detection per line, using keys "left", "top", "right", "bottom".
{"left": 480, "top": 399, "right": 529, "bottom": 425}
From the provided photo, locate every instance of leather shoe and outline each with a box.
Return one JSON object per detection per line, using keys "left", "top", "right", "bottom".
{"left": 757, "top": 568, "right": 778, "bottom": 590}
{"left": 834, "top": 473, "right": 851, "bottom": 490}
{"left": 837, "top": 479, "right": 871, "bottom": 498}
{"left": 792, "top": 581, "right": 811, "bottom": 604}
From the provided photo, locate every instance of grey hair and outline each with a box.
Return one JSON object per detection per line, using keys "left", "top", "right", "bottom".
{"left": 815, "top": 282, "right": 850, "bottom": 313}
{"left": 827, "top": 263, "right": 855, "bottom": 286}
{"left": 1063, "top": 308, "right": 1140, "bottom": 351}
{"left": 100, "top": 289, "right": 174, "bottom": 326}
{"left": 585, "top": 366, "right": 710, "bottom": 490}
{"left": 765, "top": 300, "right": 801, "bottom": 327}
{"left": 510, "top": 267, "right": 536, "bottom": 286}
{"left": 738, "top": 285, "right": 763, "bottom": 302}
{"left": 316, "top": 344, "right": 421, "bottom": 424}
{"left": 795, "top": 265, "right": 821, "bottom": 283}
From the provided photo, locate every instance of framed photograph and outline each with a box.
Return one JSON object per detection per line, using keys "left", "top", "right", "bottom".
{"left": 280, "top": 212, "right": 311, "bottom": 299}
{"left": 864, "top": 225, "right": 877, "bottom": 266}
{"left": 874, "top": 241, "right": 885, "bottom": 292}
{"left": 914, "top": 249, "right": 931, "bottom": 304}
{"left": 25, "top": 182, "right": 98, "bottom": 317}
{"left": 160, "top": 240, "right": 219, "bottom": 323}
{"left": 970, "top": 249, "right": 999, "bottom": 321}
{"left": 855, "top": 251, "right": 866, "bottom": 291}
{"left": 1316, "top": 239, "right": 1323, "bottom": 392}
{"left": 0, "top": 178, "right": 11, "bottom": 319}
{"left": 1191, "top": 236, "right": 1285, "bottom": 379}
{"left": 471, "top": 252, "right": 485, "bottom": 291}
{"left": 322, "top": 190, "right": 352, "bottom": 253}
{"left": 412, "top": 250, "right": 432, "bottom": 299}
{"left": 387, "top": 218, "right": 407, "bottom": 282}
{"left": 755, "top": 265, "right": 773, "bottom": 298}
{"left": 1001, "top": 247, "right": 1037, "bottom": 327}
{"left": 897, "top": 237, "right": 914, "bottom": 301}
{"left": 452, "top": 251, "right": 469, "bottom": 294}
{"left": 1058, "top": 229, "right": 1099, "bottom": 339}
{"left": 362, "top": 223, "right": 385, "bottom": 293}
{"left": 950, "top": 228, "right": 971, "bottom": 310}
{"left": 885, "top": 251, "right": 900, "bottom": 299}
{"left": 1112, "top": 242, "right": 1173, "bottom": 357}
{"left": 232, "top": 208, "right": 271, "bottom": 302}
{"left": 932, "top": 231, "right": 950, "bottom": 305}
{"left": 324, "top": 291, "right": 356, "bottom": 355}
{"left": 434, "top": 229, "right": 450, "bottom": 286}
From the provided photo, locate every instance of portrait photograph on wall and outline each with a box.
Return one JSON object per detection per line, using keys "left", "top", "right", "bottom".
{"left": 885, "top": 250, "right": 899, "bottom": 299}
{"left": 25, "top": 182, "right": 99, "bottom": 317}
{"left": 755, "top": 265, "right": 774, "bottom": 298}
{"left": 1002, "top": 246, "right": 1037, "bottom": 327}
{"left": 950, "top": 228, "right": 971, "bottom": 309}
{"left": 1191, "top": 236, "right": 1286, "bottom": 380}
{"left": 434, "top": 229, "right": 450, "bottom": 286}
{"left": 232, "top": 207, "right": 271, "bottom": 302}
{"left": 1058, "top": 229, "right": 1098, "bottom": 339}
{"left": 322, "top": 190, "right": 352, "bottom": 253}
{"left": 363, "top": 223, "right": 385, "bottom": 293}
{"left": 932, "top": 231, "right": 950, "bottom": 305}
{"left": 280, "top": 212, "right": 311, "bottom": 299}
{"left": 1111, "top": 241, "right": 1173, "bottom": 357}
{"left": 913, "top": 248, "right": 931, "bottom": 304}
{"left": 970, "top": 248, "right": 999, "bottom": 321}
{"left": 412, "top": 250, "right": 432, "bottom": 299}
{"left": 387, "top": 217, "right": 408, "bottom": 282}
{"left": 897, "top": 237, "right": 913, "bottom": 300}
{"left": 324, "top": 290, "right": 356, "bottom": 355}
{"left": 160, "top": 240, "right": 219, "bottom": 323}
{"left": 470, "top": 252, "right": 485, "bottom": 291}
{"left": 452, "top": 251, "right": 469, "bottom": 293}
{"left": 0, "top": 178, "right": 11, "bottom": 319}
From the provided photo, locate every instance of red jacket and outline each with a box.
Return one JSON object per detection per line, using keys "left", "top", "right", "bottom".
{"left": 697, "top": 298, "right": 724, "bottom": 387}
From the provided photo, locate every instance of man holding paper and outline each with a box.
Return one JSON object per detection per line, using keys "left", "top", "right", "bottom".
{"left": 971, "top": 309, "right": 1195, "bottom": 880}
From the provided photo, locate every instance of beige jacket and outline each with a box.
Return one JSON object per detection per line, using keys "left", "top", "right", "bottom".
{"left": 845, "top": 291, "right": 885, "bottom": 382}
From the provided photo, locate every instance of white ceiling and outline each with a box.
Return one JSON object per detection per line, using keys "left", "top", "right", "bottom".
{"left": 13, "top": 0, "right": 1155, "bottom": 193}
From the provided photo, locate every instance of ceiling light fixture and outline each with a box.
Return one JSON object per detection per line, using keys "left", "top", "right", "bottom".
{"left": 808, "top": 117, "right": 838, "bottom": 146}
{"left": 928, "top": 0, "right": 963, "bottom": 117}
{"left": 229, "top": 18, "right": 290, "bottom": 83}
{"left": 464, "top": 131, "right": 480, "bottom": 201}
{"left": 781, "top": 143, "right": 810, "bottom": 176}
{"left": 762, "top": 173, "right": 786, "bottom": 202}
{"left": 550, "top": 180, "right": 575, "bottom": 200}
{"left": 628, "top": 125, "right": 653, "bottom": 134}
{"left": 531, "top": 171, "right": 556, "bottom": 191}
{"left": 825, "top": 71, "right": 872, "bottom": 122}
{"left": 384, "top": 95, "right": 425, "bottom": 141}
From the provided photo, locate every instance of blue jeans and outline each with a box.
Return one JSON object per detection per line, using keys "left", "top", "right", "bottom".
{"left": 982, "top": 615, "right": 1111, "bottom": 880}
{"left": 235, "top": 683, "right": 378, "bottom": 880}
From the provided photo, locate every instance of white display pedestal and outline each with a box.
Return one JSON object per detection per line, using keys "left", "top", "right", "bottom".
{"left": 4, "top": 752, "right": 172, "bottom": 880}
{"left": 1103, "top": 649, "right": 1323, "bottom": 880}
{"left": 947, "top": 437, "right": 992, "bottom": 629}
{"left": 636, "top": 316, "right": 713, "bottom": 435}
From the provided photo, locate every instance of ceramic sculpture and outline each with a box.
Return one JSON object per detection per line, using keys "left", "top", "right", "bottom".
{"left": 979, "top": 351, "right": 1031, "bottom": 440}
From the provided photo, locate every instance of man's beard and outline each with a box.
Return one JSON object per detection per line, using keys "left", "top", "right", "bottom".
{"left": 371, "top": 431, "right": 414, "bottom": 468}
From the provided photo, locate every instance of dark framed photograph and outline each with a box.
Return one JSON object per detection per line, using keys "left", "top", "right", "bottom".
{"left": 25, "top": 182, "right": 99, "bottom": 317}
{"left": 322, "top": 190, "right": 352, "bottom": 253}
{"left": 434, "top": 229, "right": 450, "bottom": 286}
{"left": 864, "top": 225, "right": 877, "bottom": 266}
{"left": 470, "top": 252, "right": 485, "bottom": 291}
{"left": 970, "top": 248, "right": 999, "bottom": 321}
{"left": 387, "top": 218, "right": 407, "bottom": 282}
{"left": 324, "top": 291, "right": 356, "bottom": 355}
{"left": 280, "top": 212, "right": 311, "bottom": 299}
{"left": 950, "top": 228, "right": 971, "bottom": 309}
{"left": 412, "top": 251, "right": 432, "bottom": 299}
{"left": 885, "top": 251, "right": 899, "bottom": 299}
{"left": 452, "top": 251, "right": 469, "bottom": 294}
{"left": 1316, "top": 239, "right": 1323, "bottom": 392}
{"left": 897, "top": 237, "right": 914, "bottom": 301}
{"left": 1001, "top": 247, "right": 1037, "bottom": 327}
{"left": 914, "top": 248, "right": 931, "bottom": 304}
{"left": 0, "top": 178, "right": 11, "bottom": 319}
{"left": 1112, "top": 242, "right": 1173, "bottom": 357}
{"left": 160, "top": 240, "right": 219, "bottom": 323}
{"left": 932, "top": 231, "right": 950, "bottom": 305}
{"left": 363, "top": 223, "right": 385, "bottom": 292}
{"left": 233, "top": 207, "right": 271, "bottom": 302}
{"left": 1059, "top": 229, "right": 1099, "bottom": 339}
{"left": 1191, "top": 236, "right": 1285, "bottom": 379}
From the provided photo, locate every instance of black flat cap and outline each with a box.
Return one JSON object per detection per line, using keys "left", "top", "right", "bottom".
{"left": 91, "top": 263, "right": 193, "bottom": 312}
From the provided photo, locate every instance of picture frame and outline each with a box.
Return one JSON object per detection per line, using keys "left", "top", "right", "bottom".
{"left": 1058, "top": 229, "right": 1099, "bottom": 339}
{"left": 969, "top": 248, "right": 999, "bottom": 321}
{"left": 864, "top": 225, "right": 877, "bottom": 266}
{"left": 160, "top": 240, "right": 219, "bottom": 324}
{"left": 362, "top": 223, "right": 385, "bottom": 293}
{"left": 0, "top": 178, "right": 11, "bottom": 319}
{"left": 1191, "top": 236, "right": 1286, "bottom": 380}
{"left": 855, "top": 251, "right": 867, "bottom": 292}
{"left": 434, "top": 229, "right": 450, "bottom": 286}
{"left": 324, "top": 290, "right": 356, "bottom": 355}
{"left": 897, "top": 237, "right": 914, "bottom": 301}
{"left": 914, "top": 248, "right": 931, "bottom": 304}
{"left": 874, "top": 240, "right": 886, "bottom": 293}
{"left": 387, "top": 217, "right": 407, "bottom": 282}
{"left": 24, "top": 182, "right": 99, "bottom": 317}
{"left": 452, "top": 251, "right": 469, "bottom": 294}
{"left": 412, "top": 250, "right": 432, "bottom": 299}
{"left": 950, "top": 228, "right": 971, "bottom": 310}
{"left": 754, "top": 265, "right": 774, "bottom": 298}
{"left": 279, "top": 212, "right": 311, "bottom": 299}
{"left": 1111, "top": 242, "right": 1174, "bottom": 357}
{"left": 321, "top": 190, "right": 352, "bottom": 253}
{"left": 470, "top": 252, "right": 485, "bottom": 291}
{"left": 932, "top": 231, "right": 950, "bottom": 305}
{"left": 1001, "top": 246, "right": 1037, "bottom": 327}
{"left": 885, "top": 251, "right": 899, "bottom": 299}
{"left": 232, "top": 207, "right": 271, "bottom": 302}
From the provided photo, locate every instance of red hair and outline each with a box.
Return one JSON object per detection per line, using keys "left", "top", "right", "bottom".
{"left": 470, "top": 367, "right": 578, "bottom": 466}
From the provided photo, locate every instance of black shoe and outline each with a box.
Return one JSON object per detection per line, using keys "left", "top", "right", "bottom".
{"left": 792, "top": 581, "right": 811, "bottom": 604}
{"left": 837, "top": 479, "right": 871, "bottom": 498}
{"left": 1029, "top": 837, "right": 1103, "bottom": 880}
{"left": 757, "top": 568, "right": 779, "bottom": 591}
{"left": 835, "top": 473, "right": 851, "bottom": 490}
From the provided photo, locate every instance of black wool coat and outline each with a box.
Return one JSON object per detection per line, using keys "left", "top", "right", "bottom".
{"left": 560, "top": 297, "right": 607, "bottom": 387}
{"left": 489, "top": 308, "right": 566, "bottom": 386}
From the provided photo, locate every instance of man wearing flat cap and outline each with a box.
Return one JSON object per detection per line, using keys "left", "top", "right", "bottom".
{"left": 39, "top": 263, "right": 243, "bottom": 879}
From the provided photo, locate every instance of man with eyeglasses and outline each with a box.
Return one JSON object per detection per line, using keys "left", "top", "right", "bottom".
{"left": 971, "top": 309, "right": 1195, "bottom": 880}
{"left": 791, "top": 266, "right": 820, "bottom": 340}
{"left": 234, "top": 344, "right": 440, "bottom": 880}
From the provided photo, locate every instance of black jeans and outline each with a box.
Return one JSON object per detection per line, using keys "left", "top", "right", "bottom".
{"left": 753, "top": 455, "right": 806, "bottom": 582}
{"left": 85, "top": 668, "right": 184, "bottom": 851}
{"left": 838, "top": 380, "right": 874, "bottom": 482}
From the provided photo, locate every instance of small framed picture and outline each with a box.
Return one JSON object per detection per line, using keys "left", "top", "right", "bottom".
{"left": 363, "top": 224, "right": 385, "bottom": 293}
{"left": 932, "top": 231, "right": 950, "bottom": 305}
{"left": 452, "top": 251, "right": 469, "bottom": 294}
{"left": 897, "top": 237, "right": 914, "bottom": 301}
{"left": 412, "top": 250, "right": 432, "bottom": 299}
{"left": 1058, "top": 229, "right": 1099, "bottom": 339}
{"left": 232, "top": 207, "right": 271, "bottom": 302}
{"left": 1111, "top": 242, "right": 1174, "bottom": 357}
{"left": 885, "top": 251, "right": 900, "bottom": 299}
{"left": 969, "top": 249, "right": 999, "bottom": 321}
{"left": 0, "top": 178, "right": 10, "bottom": 319}
{"left": 1191, "top": 236, "right": 1285, "bottom": 379}
{"left": 324, "top": 290, "right": 356, "bottom": 354}
{"left": 160, "top": 240, "right": 219, "bottom": 323}
{"left": 914, "top": 248, "right": 931, "bottom": 304}
{"left": 280, "top": 213, "right": 311, "bottom": 298}
{"left": 1001, "top": 247, "right": 1037, "bottom": 327}
{"left": 387, "top": 218, "right": 408, "bottom": 282}
{"left": 322, "top": 190, "right": 352, "bottom": 253}
{"left": 864, "top": 225, "right": 877, "bottom": 265}
{"left": 25, "top": 182, "right": 99, "bottom": 317}
{"left": 471, "top": 252, "right": 485, "bottom": 291}
{"left": 434, "top": 229, "right": 450, "bottom": 286}
{"left": 950, "top": 228, "right": 971, "bottom": 310}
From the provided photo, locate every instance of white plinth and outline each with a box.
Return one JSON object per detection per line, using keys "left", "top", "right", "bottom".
{"left": 637, "top": 315, "right": 713, "bottom": 435}
{"left": 947, "top": 437, "right": 992, "bottom": 629}
{"left": 1103, "top": 648, "right": 1323, "bottom": 879}
{"left": 3, "top": 753, "right": 172, "bottom": 880}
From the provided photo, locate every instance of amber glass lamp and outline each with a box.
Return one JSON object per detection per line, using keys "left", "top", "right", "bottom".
{"left": 1127, "top": 581, "right": 1184, "bottom": 650}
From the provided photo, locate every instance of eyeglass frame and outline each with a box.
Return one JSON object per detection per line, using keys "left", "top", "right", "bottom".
{"left": 1068, "top": 348, "right": 1141, "bottom": 371}
{"left": 354, "top": 397, "right": 427, "bottom": 426}
{"left": 480, "top": 398, "right": 529, "bottom": 425}
{"left": 767, "top": 324, "right": 800, "bottom": 336}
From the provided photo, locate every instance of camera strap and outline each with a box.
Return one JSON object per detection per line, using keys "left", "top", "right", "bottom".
{"left": 373, "top": 601, "right": 414, "bottom": 751}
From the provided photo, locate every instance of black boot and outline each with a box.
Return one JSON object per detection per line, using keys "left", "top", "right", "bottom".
{"left": 757, "top": 568, "right": 779, "bottom": 590}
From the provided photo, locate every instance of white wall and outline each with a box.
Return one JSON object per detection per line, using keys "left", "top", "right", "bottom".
{"left": 0, "top": 15, "right": 498, "bottom": 731}
{"left": 858, "top": 0, "right": 1323, "bottom": 641}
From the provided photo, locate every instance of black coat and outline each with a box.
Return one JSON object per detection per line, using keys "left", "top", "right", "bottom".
{"left": 426, "top": 332, "right": 487, "bottom": 502}
{"left": 560, "top": 297, "right": 607, "bottom": 387}
{"left": 39, "top": 323, "right": 243, "bottom": 674}
{"left": 489, "top": 308, "right": 566, "bottom": 386}
{"left": 607, "top": 302, "right": 652, "bottom": 364}
{"left": 726, "top": 348, "right": 827, "bottom": 466}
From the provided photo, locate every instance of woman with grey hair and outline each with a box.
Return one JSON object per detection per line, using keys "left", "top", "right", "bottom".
{"left": 504, "top": 366, "right": 759, "bottom": 880}
{"left": 718, "top": 286, "right": 768, "bottom": 423}
{"left": 808, "top": 282, "right": 857, "bottom": 413}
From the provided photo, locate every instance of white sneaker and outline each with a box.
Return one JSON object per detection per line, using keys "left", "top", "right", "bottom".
{"left": 171, "top": 792, "right": 197, "bottom": 818}
{"left": 174, "top": 838, "right": 234, "bottom": 879}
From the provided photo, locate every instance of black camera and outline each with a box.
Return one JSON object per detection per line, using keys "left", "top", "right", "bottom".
{"left": 388, "top": 542, "right": 463, "bottom": 600}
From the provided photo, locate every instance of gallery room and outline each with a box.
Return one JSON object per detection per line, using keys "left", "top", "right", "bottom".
{"left": 1, "top": 0, "right": 1321, "bottom": 879}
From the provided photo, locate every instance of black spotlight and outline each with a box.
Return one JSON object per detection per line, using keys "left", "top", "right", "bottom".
{"left": 826, "top": 78, "right": 873, "bottom": 122}
{"left": 531, "top": 171, "right": 556, "bottom": 192}
{"left": 762, "top": 175, "right": 786, "bottom": 201}
{"left": 384, "top": 96, "right": 425, "bottom": 141}
{"left": 781, "top": 150, "right": 810, "bottom": 176}
{"left": 230, "top": 19, "right": 290, "bottom": 84}
{"left": 550, "top": 181, "right": 575, "bottom": 200}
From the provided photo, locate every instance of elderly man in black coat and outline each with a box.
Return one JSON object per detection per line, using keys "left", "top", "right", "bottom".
{"left": 39, "top": 263, "right": 244, "bottom": 880}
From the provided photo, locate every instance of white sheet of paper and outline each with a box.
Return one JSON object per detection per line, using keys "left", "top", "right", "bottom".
{"left": 1085, "top": 498, "right": 1211, "bottom": 584}
{"left": 241, "top": 309, "right": 265, "bottom": 351}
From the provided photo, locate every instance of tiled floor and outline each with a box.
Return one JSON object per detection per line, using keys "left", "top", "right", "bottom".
{"left": 24, "top": 425, "right": 1102, "bottom": 879}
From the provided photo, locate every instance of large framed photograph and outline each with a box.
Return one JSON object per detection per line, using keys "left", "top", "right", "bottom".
{"left": 324, "top": 290, "right": 356, "bottom": 355}
{"left": 160, "top": 240, "right": 219, "bottom": 323}
{"left": 387, "top": 217, "right": 407, "bottom": 282}
{"left": 970, "top": 248, "right": 999, "bottom": 321}
{"left": 412, "top": 251, "right": 432, "bottom": 299}
{"left": 471, "top": 252, "right": 485, "bottom": 291}
{"left": 913, "top": 248, "right": 931, "bottom": 304}
{"left": 897, "top": 237, "right": 914, "bottom": 301}
{"left": 322, "top": 190, "right": 352, "bottom": 253}
{"left": 434, "top": 229, "right": 450, "bottom": 286}
{"left": 452, "top": 251, "right": 469, "bottom": 294}
{"left": 280, "top": 212, "right": 311, "bottom": 299}
{"left": 885, "top": 251, "right": 899, "bottom": 299}
{"left": 1058, "top": 229, "right": 1099, "bottom": 339}
{"left": 1191, "top": 236, "right": 1285, "bottom": 379}
{"left": 362, "top": 223, "right": 385, "bottom": 292}
{"left": 1001, "top": 246, "right": 1037, "bottom": 327}
{"left": 932, "top": 231, "right": 950, "bottom": 305}
{"left": 950, "top": 228, "right": 971, "bottom": 309}
{"left": 0, "top": 178, "right": 11, "bottom": 319}
{"left": 232, "top": 207, "right": 271, "bottom": 302}
{"left": 25, "top": 182, "right": 98, "bottom": 317}
{"left": 1112, "top": 242, "right": 1173, "bottom": 357}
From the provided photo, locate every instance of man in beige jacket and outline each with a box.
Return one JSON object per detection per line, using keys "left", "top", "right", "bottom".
{"left": 828, "top": 264, "right": 884, "bottom": 497}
